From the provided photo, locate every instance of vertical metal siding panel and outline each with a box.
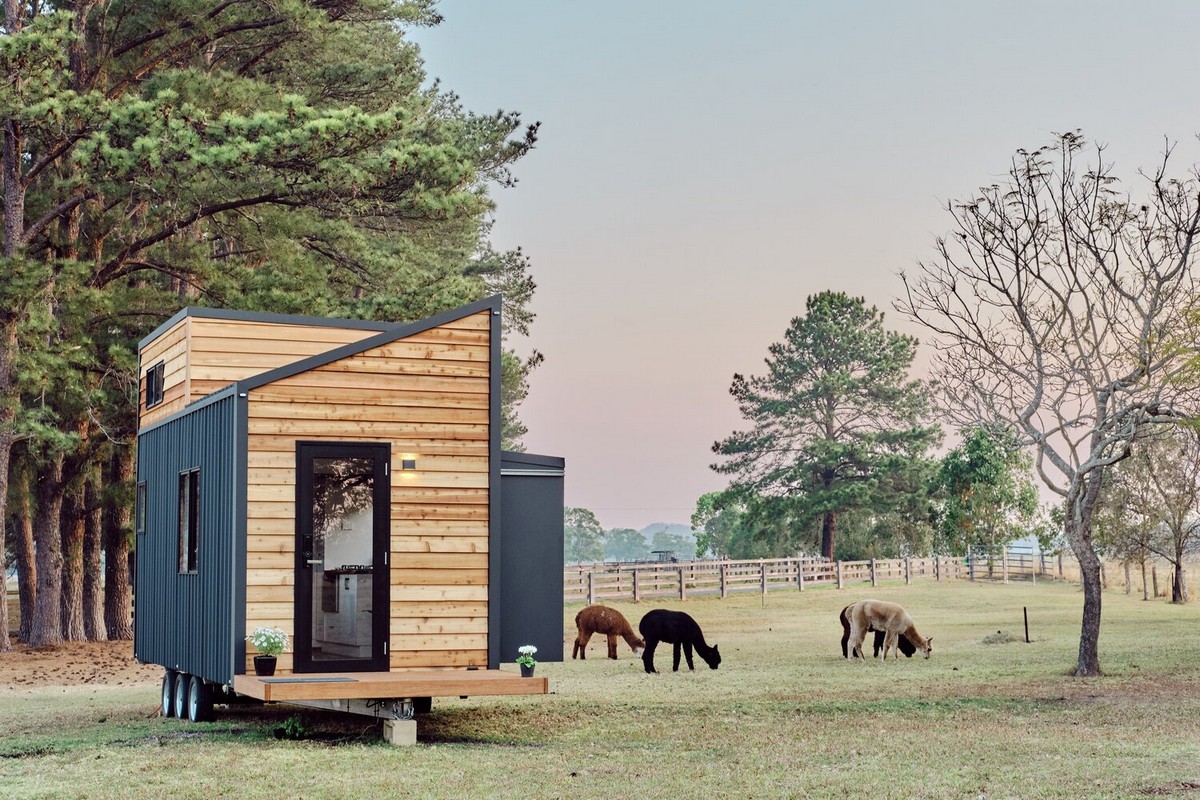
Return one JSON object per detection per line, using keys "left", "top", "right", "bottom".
{"left": 135, "top": 393, "right": 240, "bottom": 686}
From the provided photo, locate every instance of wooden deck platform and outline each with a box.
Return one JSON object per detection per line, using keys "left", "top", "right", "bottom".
{"left": 232, "top": 669, "right": 548, "bottom": 703}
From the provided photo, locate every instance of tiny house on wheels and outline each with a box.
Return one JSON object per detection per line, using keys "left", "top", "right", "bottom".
{"left": 133, "top": 296, "right": 564, "bottom": 745}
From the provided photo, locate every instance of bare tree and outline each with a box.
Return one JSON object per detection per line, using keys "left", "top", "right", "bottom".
{"left": 1105, "top": 427, "right": 1200, "bottom": 603}
{"left": 898, "top": 132, "right": 1200, "bottom": 676}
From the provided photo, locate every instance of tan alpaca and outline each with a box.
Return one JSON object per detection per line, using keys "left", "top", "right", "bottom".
{"left": 845, "top": 599, "right": 933, "bottom": 661}
{"left": 572, "top": 605, "right": 645, "bottom": 660}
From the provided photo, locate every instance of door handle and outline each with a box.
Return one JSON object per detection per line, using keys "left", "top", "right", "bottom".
{"left": 306, "top": 560, "right": 323, "bottom": 565}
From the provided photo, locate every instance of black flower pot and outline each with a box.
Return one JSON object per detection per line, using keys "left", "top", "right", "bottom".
{"left": 253, "top": 655, "right": 278, "bottom": 676}
{"left": 519, "top": 663, "right": 534, "bottom": 678}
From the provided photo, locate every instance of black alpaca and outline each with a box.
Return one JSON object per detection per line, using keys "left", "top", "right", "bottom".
{"left": 638, "top": 609, "right": 721, "bottom": 674}
{"left": 838, "top": 604, "right": 916, "bottom": 658}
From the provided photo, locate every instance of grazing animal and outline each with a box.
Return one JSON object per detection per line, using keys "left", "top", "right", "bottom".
{"left": 638, "top": 609, "right": 721, "bottom": 674}
{"left": 572, "top": 604, "right": 645, "bottom": 660}
{"left": 839, "top": 604, "right": 916, "bottom": 659}
{"left": 844, "top": 599, "right": 933, "bottom": 661}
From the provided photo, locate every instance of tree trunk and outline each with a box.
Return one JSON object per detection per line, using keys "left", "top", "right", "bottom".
{"left": 0, "top": 439, "right": 9, "bottom": 652}
{"left": 12, "top": 459, "right": 35, "bottom": 643}
{"left": 103, "top": 448, "right": 133, "bottom": 640}
{"left": 1172, "top": 545, "right": 1187, "bottom": 603}
{"left": 1124, "top": 562, "right": 1131, "bottom": 595}
{"left": 60, "top": 476, "right": 86, "bottom": 641}
{"left": 821, "top": 510, "right": 836, "bottom": 561}
{"left": 1065, "top": 477, "right": 1102, "bottom": 677}
{"left": 29, "top": 455, "right": 65, "bottom": 647}
{"left": 1141, "top": 559, "right": 1149, "bottom": 601}
{"left": 83, "top": 473, "right": 106, "bottom": 640}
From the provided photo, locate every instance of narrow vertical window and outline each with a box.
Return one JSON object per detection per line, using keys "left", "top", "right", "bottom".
{"left": 135, "top": 481, "right": 147, "bottom": 535}
{"left": 145, "top": 361, "right": 165, "bottom": 409}
{"left": 178, "top": 469, "right": 200, "bottom": 573}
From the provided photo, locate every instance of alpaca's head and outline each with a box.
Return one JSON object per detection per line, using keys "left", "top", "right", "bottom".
{"left": 704, "top": 644, "right": 721, "bottom": 670}
{"left": 631, "top": 636, "right": 646, "bottom": 656}
{"left": 918, "top": 636, "right": 933, "bottom": 659}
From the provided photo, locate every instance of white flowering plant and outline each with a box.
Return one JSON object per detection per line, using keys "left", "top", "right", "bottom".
{"left": 515, "top": 644, "right": 538, "bottom": 668}
{"left": 246, "top": 625, "right": 290, "bottom": 658}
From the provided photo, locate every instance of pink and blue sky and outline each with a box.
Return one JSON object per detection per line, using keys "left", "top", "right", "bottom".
{"left": 413, "top": 1, "right": 1200, "bottom": 530}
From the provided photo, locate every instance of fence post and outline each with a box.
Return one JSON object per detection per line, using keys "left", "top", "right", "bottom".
{"left": 1002, "top": 549, "right": 1009, "bottom": 583}
{"left": 905, "top": 557, "right": 911, "bottom": 585}
{"left": 720, "top": 563, "right": 728, "bottom": 598}
{"left": 632, "top": 569, "right": 641, "bottom": 602}
{"left": 587, "top": 571, "right": 596, "bottom": 605}
{"left": 798, "top": 558, "right": 805, "bottom": 592}
{"left": 935, "top": 556, "right": 941, "bottom": 582}
{"left": 678, "top": 566, "right": 686, "bottom": 601}
{"left": 870, "top": 558, "right": 877, "bottom": 587}
{"left": 836, "top": 561, "right": 844, "bottom": 589}
{"left": 760, "top": 561, "right": 767, "bottom": 599}
{"left": 969, "top": 550, "right": 975, "bottom": 582}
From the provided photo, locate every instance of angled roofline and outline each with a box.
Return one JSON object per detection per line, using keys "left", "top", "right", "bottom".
{"left": 235, "top": 295, "right": 502, "bottom": 392}
{"left": 138, "top": 306, "right": 397, "bottom": 351}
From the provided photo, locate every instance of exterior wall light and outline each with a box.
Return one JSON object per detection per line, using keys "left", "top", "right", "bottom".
{"left": 401, "top": 458, "right": 417, "bottom": 470}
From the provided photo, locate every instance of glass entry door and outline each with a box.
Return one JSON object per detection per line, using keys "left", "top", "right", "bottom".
{"left": 295, "top": 442, "right": 390, "bottom": 673}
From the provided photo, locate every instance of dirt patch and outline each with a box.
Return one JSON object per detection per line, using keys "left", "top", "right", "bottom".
{"left": 0, "top": 637, "right": 161, "bottom": 690}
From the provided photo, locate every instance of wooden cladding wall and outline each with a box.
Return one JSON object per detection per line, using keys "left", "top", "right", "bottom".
{"left": 138, "top": 318, "right": 190, "bottom": 428}
{"left": 139, "top": 316, "right": 383, "bottom": 428}
{"left": 242, "top": 310, "right": 492, "bottom": 673}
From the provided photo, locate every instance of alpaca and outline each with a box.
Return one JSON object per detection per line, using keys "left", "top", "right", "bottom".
{"left": 637, "top": 609, "right": 721, "bottom": 674}
{"left": 839, "top": 604, "right": 916, "bottom": 659}
{"left": 572, "top": 604, "right": 645, "bottom": 660}
{"left": 845, "top": 599, "right": 933, "bottom": 661}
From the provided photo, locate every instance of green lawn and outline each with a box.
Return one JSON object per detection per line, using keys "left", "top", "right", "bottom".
{"left": 3, "top": 580, "right": 1198, "bottom": 799}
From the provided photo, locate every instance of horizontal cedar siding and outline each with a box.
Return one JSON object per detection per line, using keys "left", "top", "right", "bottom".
{"left": 138, "top": 318, "right": 190, "bottom": 428}
{"left": 243, "top": 311, "right": 491, "bottom": 672}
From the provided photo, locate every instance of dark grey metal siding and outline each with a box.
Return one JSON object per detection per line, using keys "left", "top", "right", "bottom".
{"left": 497, "top": 452, "right": 565, "bottom": 664}
{"left": 134, "top": 391, "right": 245, "bottom": 685}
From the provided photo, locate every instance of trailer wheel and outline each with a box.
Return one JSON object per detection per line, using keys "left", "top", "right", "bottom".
{"left": 413, "top": 697, "right": 432, "bottom": 714}
{"left": 187, "top": 675, "right": 214, "bottom": 723}
{"left": 173, "top": 673, "right": 189, "bottom": 720}
{"left": 161, "top": 670, "right": 177, "bottom": 718}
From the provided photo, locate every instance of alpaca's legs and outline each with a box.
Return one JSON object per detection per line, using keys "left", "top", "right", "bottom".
{"left": 683, "top": 642, "right": 695, "bottom": 671}
{"left": 642, "top": 639, "right": 659, "bottom": 673}
{"left": 848, "top": 622, "right": 868, "bottom": 660}
{"left": 872, "top": 628, "right": 886, "bottom": 658}
{"left": 672, "top": 642, "right": 682, "bottom": 671}
{"left": 606, "top": 634, "right": 618, "bottom": 660}
{"left": 881, "top": 631, "right": 896, "bottom": 661}
{"left": 573, "top": 630, "right": 593, "bottom": 659}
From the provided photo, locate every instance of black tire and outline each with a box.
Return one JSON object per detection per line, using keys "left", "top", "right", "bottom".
{"left": 187, "top": 675, "right": 214, "bottom": 723}
{"left": 412, "top": 697, "right": 432, "bottom": 714}
{"left": 161, "top": 670, "right": 177, "bottom": 718}
{"left": 173, "top": 673, "right": 188, "bottom": 720}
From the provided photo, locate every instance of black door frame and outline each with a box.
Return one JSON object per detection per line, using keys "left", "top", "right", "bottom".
{"left": 294, "top": 441, "right": 390, "bottom": 673}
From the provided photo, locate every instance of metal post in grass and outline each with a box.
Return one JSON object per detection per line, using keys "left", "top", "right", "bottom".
{"left": 836, "top": 561, "right": 844, "bottom": 589}
{"left": 1023, "top": 606, "right": 1030, "bottom": 643}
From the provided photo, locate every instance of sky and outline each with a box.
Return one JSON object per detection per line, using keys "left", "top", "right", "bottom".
{"left": 410, "top": 1, "right": 1200, "bottom": 532}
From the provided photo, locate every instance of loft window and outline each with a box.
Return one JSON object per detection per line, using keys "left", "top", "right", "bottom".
{"left": 136, "top": 482, "right": 147, "bottom": 535}
{"left": 145, "top": 361, "right": 165, "bottom": 409}
{"left": 178, "top": 469, "right": 200, "bottom": 574}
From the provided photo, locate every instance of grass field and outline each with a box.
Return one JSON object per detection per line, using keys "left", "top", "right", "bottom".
{"left": 2, "top": 580, "right": 1198, "bottom": 799}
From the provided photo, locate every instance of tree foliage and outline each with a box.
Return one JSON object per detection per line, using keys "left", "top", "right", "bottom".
{"left": 564, "top": 506, "right": 605, "bottom": 565}
{"left": 899, "top": 131, "right": 1200, "bottom": 674}
{"left": 711, "top": 291, "right": 940, "bottom": 559}
{"left": 1, "top": 0, "right": 541, "bottom": 646}
{"left": 603, "top": 528, "right": 650, "bottom": 562}
{"left": 934, "top": 424, "right": 1038, "bottom": 557}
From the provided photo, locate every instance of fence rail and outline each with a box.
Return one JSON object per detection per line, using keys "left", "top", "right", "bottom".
{"left": 564, "top": 549, "right": 1059, "bottom": 604}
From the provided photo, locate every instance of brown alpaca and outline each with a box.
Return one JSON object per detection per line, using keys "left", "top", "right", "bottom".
{"left": 845, "top": 599, "right": 933, "bottom": 661}
{"left": 572, "top": 605, "right": 645, "bottom": 660}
